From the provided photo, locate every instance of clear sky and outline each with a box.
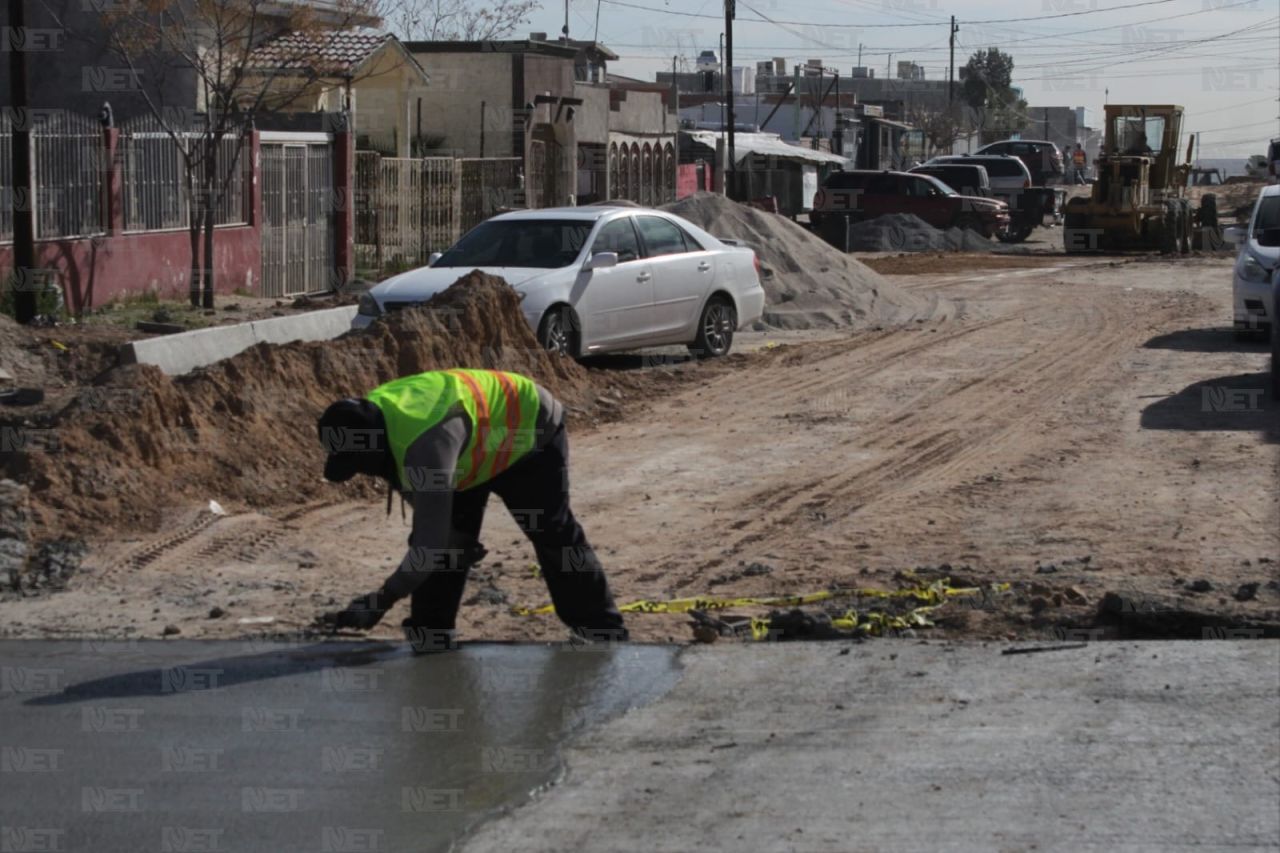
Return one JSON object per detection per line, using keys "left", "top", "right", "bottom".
{"left": 527, "top": 0, "right": 1280, "bottom": 157}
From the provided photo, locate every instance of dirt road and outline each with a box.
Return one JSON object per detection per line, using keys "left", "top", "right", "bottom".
{"left": 6, "top": 253, "right": 1276, "bottom": 641}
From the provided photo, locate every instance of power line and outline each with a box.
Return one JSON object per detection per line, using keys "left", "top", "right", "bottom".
{"left": 951, "top": 0, "right": 1267, "bottom": 50}
{"left": 1017, "top": 16, "right": 1278, "bottom": 72}
{"left": 598, "top": 0, "right": 945, "bottom": 27}
{"left": 1188, "top": 117, "right": 1280, "bottom": 136}
{"left": 966, "top": 0, "right": 1178, "bottom": 25}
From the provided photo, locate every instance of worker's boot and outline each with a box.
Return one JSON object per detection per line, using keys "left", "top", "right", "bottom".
{"left": 402, "top": 623, "right": 458, "bottom": 654}
{"left": 568, "top": 625, "right": 630, "bottom": 647}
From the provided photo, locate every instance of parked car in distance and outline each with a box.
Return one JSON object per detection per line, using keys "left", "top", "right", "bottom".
{"left": 1269, "top": 139, "right": 1280, "bottom": 185}
{"left": 1225, "top": 183, "right": 1280, "bottom": 340}
{"left": 810, "top": 169, "right": 1009, "bottom": 239}
{"left": 1187, "top": 167, "right": 1226, "bottom": 187}
{"left": 908, "top": 163, "right": 994, "bottom": 199}
{"left": 925, "top": 154, "right": 1053, "bottom": 243}
{"left": 976, "top": 139, "right": 1064, "bottom": 186}
{"left": 352, "top": 206, "right": 766, "bottom": 358}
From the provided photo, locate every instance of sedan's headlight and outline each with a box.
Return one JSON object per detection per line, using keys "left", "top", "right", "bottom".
{"left": 1238, "top": 253, "right": 1270, "bottom": 284}
{"left": 357, "top": 293, "right": 381, "bottom": 317}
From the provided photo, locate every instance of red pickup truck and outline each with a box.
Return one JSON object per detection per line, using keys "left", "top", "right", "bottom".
{"left": 811, "top": 170, "right": 1010, "bottom": 240}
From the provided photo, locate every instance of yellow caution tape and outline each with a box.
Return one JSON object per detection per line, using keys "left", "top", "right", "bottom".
{"left": 511, "top": 578, "right": 1010, "bottom": 621}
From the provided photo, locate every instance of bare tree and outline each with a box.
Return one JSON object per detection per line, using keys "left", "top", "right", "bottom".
{"left": 94, "top": 0, "right": 377, "bottom": 308}
{"left": 905, "top": 104, "right": 968, "bottom": 158}
{"left": 380, "top": 0, "right": 540, "bottom": 41}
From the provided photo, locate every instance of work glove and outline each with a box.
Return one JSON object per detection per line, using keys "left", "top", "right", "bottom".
{"left": 320, "top": 589, "right": 398, "bottom": 632}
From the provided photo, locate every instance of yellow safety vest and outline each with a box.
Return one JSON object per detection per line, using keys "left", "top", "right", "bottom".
{"left": 366, "top": 369, "right": 541, "bottom": 491}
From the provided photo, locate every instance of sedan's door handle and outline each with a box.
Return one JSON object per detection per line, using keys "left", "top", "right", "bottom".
{"left": 636, "top": 272, "right": 652, "bottom": 282}
{"left": 697, "top": 262, "right": 712, "bottom": 272}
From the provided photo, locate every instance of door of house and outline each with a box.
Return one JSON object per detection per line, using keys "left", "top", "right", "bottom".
{"left": 260, "top": 140, "right": 334, "bottom": 297}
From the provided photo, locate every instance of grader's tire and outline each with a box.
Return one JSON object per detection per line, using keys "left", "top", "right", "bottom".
{"left": 1062, "top": 203, "right": 1094, "bottom": 254}
{"left": 1159, "top": 201, "right": 1178, "bottom": 255}
{"left": 996, "top": 223, "right": 1035, "bottom": 244}
{"left": 1194, "top": 194, "right": 1222, "bottom": 250}
{"left": 1179, "top": 199, "right": 1193, "bottom": 254}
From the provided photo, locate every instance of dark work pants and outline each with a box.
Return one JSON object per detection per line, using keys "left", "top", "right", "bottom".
{"left": 407, "top": 422, "right": 625, "bottom": 635}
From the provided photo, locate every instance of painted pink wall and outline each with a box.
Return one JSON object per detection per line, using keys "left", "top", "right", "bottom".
{"left": 0, "top": 226, "right": 260, "bottom": 313}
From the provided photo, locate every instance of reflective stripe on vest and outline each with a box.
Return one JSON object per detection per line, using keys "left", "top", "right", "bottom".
{"left": 366, "top": 370, "right": 540, "bottom": 492}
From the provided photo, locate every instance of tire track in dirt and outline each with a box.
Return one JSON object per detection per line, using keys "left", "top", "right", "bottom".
{"left": 668, "top": 286, "right": 1186, "bottom": 576}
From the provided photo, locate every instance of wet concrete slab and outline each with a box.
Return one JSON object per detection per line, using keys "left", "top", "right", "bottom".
{"left": 459, "top": 640, "right": 1280, "bottom": 853}
{"left": 0, "top": 639, "right": 681, "bottom": 853}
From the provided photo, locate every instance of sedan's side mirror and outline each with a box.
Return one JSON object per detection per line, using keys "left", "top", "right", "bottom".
{"left": 1222, "top": 225, "right": 1245, "bottom": 245}
{"left": 427, "top": 252, "right": 442, "bottom": 266}
{"left": 585, "top": 251, "right": 619, "bottom": 271}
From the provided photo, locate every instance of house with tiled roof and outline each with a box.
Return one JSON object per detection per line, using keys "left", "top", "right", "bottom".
{"left": 0, "top": 0, "right": 383, "bottom": 126}
{"left": 245, "top": 31, "right": 431, "bottom": 156}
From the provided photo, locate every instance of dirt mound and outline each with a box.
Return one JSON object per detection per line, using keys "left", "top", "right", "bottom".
{"left": 663, "top": 193, "right": 940, "bottom": 330}
{"left": 0, "top": 273, "right": 607, "bottom": 538}
{"left": 1187, "top": 178, "right": 1265, "bottom": 222}
{"left": 847, "top": 214, "right": 995, "bottom": 253}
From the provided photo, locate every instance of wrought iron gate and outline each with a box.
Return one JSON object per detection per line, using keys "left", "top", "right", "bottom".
{"left": 261, "top": 141, "right": 334, "bottom": 297}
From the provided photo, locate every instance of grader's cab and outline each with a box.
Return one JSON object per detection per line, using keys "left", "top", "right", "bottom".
{"left": 1063, "top": 105, "right": 1220, "bottom": 253}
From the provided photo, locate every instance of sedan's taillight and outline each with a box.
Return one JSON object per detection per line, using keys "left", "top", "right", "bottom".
{"left": 753, "top": 253, "right": 762, "bottom": 278}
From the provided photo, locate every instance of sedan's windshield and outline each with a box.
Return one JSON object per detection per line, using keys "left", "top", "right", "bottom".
{"left": 434, "top": 219, "right": 594, "bottom": 269}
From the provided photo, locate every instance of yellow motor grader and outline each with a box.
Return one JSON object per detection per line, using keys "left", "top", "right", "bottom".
{"left": 1063, "top": 105, "right": 1220, "bottom": 254}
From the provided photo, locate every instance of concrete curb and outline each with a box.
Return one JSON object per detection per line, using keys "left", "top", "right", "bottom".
{"left": 119, "top": 306, "right": 358, "bottom": 376}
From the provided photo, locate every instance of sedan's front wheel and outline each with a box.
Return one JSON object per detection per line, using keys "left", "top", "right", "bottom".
{"left": 688, "top": 297, "right": 736, "bottom": 358}
{"left": 537, "top": 306, "right": 575, "bottom": 358}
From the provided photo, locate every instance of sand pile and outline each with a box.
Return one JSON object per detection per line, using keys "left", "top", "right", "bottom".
{"left": 0, "top": 273, "right": 601, "bottom": 537}
{"left": 663, "top": 193, "right": 939, "bottom": 330}
{"left": 846, "top": 214, "right": 995, "bottom": 253}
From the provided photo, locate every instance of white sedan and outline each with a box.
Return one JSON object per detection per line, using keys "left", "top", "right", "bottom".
{"left": 353, "top": 206, "right": 766, "bottom": 358}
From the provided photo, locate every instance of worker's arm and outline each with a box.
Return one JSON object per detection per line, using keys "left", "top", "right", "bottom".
{"left": 322, "top": 412, "right": 468, "bottom": 630}
{"left": 380, "top": 413, "right": 468, "bottom": 599}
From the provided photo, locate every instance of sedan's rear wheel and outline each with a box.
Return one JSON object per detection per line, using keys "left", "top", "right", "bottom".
{"left": 537, "top": 306, "right": 575, "bottom": 358}
{"left": 688, "top": 297, "right": 736, "bottom": 358}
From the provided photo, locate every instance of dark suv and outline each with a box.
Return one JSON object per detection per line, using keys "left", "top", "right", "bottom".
{"left": 908, "top": 163, "right": 993, "bottom": 199}
{"left": 976, "top": 139, "right": 1064, "bottom": 186}
{"left": 810, "top": 170, "right": 1009, "bottom": 245}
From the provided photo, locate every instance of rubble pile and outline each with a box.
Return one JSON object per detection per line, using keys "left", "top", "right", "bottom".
{"left": 663, "top": 193, "right": 940, "bottom": 329}
{"left": 0, "top": 273, "right": 601, "bottom": 537}
{"left": 846, "top": 214, "right": 996, "bottom": 253}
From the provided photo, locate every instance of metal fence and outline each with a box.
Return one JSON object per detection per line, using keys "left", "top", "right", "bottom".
{"left": 354, "top": 152, "right": 456, "bottom": 272}
{"left": 120, "top": 125, "right": 248, "bottom": 233}
{"left": 354, "top": 153, "right": 529, "bottom": 273}
{"left": 0, "top": 111, "right": 105, "bottom": 242}
{"left": 458, "top": 157, "right": 522, "bottom": 234}
{"left": 0, "top": 112, "right": 247, "bottom": 243}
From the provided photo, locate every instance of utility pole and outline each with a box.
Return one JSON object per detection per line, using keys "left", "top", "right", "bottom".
{"left": 719, "top": 33, "right": 725, "bottom": 157}
{"left": 672, "top": 55, "right": 679, "bottom": 126}
{"left": 7, "top": 0, "right": 36, "bottom": 324}
{"left": 857, "top": 44, "right": 862, "bottom": 68}
{"left": 948, "top": 16, "right": 957, "bottom": 107}
{"left": 562, "top": 0, "right": 569, "bottom": 40}
{"left": 1042, "top": 108, "right": 1049, "bottom": 143}
{"left": 724, "top": 0, "right": 736, "bottom": 197}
